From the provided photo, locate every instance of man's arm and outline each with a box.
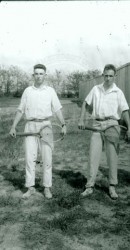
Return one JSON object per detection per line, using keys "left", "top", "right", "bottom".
{"left": 78, "top": 101, "right": 90, "bottom": 129}
{"left": 122, "top": 110, "right": 130, "bottom": 140}
{"left": 55, "top": 109, "right": 67, "bottom": 135}
{"left": 9, "top": 110, "right": 23, "bottom": 137}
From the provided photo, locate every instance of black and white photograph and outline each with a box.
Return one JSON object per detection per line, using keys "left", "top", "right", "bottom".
{"left": 0, "top": 1, "right": 130, "bottom": 249}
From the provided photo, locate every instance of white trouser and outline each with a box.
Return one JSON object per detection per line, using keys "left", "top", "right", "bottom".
{"left": 86, "top": 119, "right": 118, "bottom": 188}
{"left": 24, "top": 121, "right": 53, "bottom": 188}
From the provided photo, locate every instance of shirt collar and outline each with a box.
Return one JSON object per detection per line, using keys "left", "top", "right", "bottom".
{"left": 98, "top": 82, "right": 118, "bottom": 93}
{"left": 32, "top": 84, "right": 48, "bottom": 90}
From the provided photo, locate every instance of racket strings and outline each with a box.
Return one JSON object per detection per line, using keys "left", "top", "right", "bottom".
{"left": 40, "top": 123, "right": 64, "bottom": 143}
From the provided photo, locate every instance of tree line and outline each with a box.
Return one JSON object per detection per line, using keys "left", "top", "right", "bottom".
{"left": 0, "top": 65, "right": 101, "bottom": 98}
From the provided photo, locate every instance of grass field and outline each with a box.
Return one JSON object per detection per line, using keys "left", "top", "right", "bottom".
{"left": 0, "top": 96, "right": 20, "bottom": 107}
{"left": 0, "top": 105, "right": 130, "bottom": 250}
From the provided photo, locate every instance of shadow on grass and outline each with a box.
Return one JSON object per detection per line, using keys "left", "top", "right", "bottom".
{"left": 53, "top": 167, "right": 130, "bottom": 201}
{"left": 54, "top": 167, "right": 130, "bottom": 188}
{"left": 0, "top": 164, "right": 25, "bottom": 192}
{"left": 53, "top": 169, "right": 87, "bottom": 189}
{"left": 99, "top": 167, "right": 130, "bottom": 186}
{"left": 1, "top": 163, "right": 129, "bottom": 198}
{"left": 94, "top": 184, "right": 108, "bottom": 195}
{"left": 0, "top": 163, "right": 47, "bottom": 195}
{"left": 118, "top": 169, "right": 130, "bottom": 186}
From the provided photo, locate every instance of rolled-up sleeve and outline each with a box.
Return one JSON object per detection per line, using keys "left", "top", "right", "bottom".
{"left": 85, "top": 87, "right": 95, "bottom": 106}
{"left": 118, "top": 91, "right": 129, "bottom": 113}
{"left": 51, "top": 89, "right": 62, "bottom": 113}
{"left": 17, "top": 89, "right": 27, "bottom": 114}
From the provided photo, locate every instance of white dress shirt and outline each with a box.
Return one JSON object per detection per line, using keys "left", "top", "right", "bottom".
{"left": 18, "top": 85, "right": 62, "bottom": 120}
{"left": 85, "top": 83, "right": 129, "bottom": 120}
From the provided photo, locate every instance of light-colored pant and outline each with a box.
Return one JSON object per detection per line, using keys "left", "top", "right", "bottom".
{"left": 86, "top": 119, "right": 119, "bottom": 188}
{"left": 24, "top": 121, "right": 53, "bottom": 188}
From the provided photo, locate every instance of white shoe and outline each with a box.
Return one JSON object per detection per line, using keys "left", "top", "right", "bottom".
{"left": 44, "top": 187, "right": 52, "bottom": 199}
{"left": 22, "top": 187, "right": 35, "bottom": 199}
{"left": 81, "top": 187, "right": 93, "bottom": 197}
{"left": 109, "top": 186, "right": 118, "bottom": 200}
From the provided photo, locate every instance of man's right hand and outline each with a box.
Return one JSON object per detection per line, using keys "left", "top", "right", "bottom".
{"left": 9, "top": 127, "right": 16, "bottom": 138}
{"left": 78, "top": 120, "right": 86, "bottom": 130}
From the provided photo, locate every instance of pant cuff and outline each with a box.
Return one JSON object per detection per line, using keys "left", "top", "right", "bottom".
{"left": 25, "top": 183, "right": 35, "bottom": 188}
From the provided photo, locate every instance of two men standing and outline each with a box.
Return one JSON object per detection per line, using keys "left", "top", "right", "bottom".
{"left": 10, "top": 63, "right": 130, "bottom": 200}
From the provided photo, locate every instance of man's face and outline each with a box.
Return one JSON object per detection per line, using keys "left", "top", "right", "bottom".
{"left": 33, "top": 68, "right": 46, "bottom": 85}
{"left": 103, "top": 69, "right": 115, "bottom": 87}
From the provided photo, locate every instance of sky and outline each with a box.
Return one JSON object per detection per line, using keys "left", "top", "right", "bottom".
{"left": 0, "top": 1, "right": 130, "bottom": 74}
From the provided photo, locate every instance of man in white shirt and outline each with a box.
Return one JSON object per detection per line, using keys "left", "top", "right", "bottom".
{"left": 10, "top": 64, "right": 66, "bottom": 199}
{"left": 78, "top": 64, "right": 130, "bottom": 199}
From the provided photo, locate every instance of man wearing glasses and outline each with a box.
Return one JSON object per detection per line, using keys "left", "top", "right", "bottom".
{"left": 78, "top": 64, "right": 130, "bottom": 199}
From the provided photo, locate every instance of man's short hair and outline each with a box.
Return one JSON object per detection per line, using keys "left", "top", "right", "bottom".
{"left": 103, "top": 64, "right": 117, "bottom": 75}
{"left": 34, "top": 64, "right": 46, "bottom": 72}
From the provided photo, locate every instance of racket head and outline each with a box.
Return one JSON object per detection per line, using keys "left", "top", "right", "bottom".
{"left": 52, "top": 123, "right": 64, "bottom": 142}
{"left": 40, "top": 123, "right": 64, "bottom": 145}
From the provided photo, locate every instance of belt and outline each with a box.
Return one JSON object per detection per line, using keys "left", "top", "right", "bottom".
{"left": 26, "top": 118, "right": 49, "bottom": 122}
{"left": 96, "top": 118, "right": 112, "bottom": 121}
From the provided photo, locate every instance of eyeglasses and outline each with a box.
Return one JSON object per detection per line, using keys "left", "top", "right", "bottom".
{"left": 104, "top": 75, "right": 114, "bottom": 78}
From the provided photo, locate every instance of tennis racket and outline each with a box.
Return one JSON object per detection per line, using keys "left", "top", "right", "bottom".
{"left": 66, "top": 118, "right": 128, "bottom": 142}
{"left": 16, "top": 123, "right": 64, "bottom": 144}
{"left": 82, "top": 124, "right": 128, "bottom": 144}
{"left": 66, "top": 118, "right": 127, "bottom": 134}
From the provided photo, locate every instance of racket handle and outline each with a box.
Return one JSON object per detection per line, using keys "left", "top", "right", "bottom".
{"left": 85, "top": 125, "right": 127, "bottom": 133}
{"left": 120, "top": 125, "right": 127, "bottom": 130}
{"left": 85, "top": 126, "right": 102, "bottom": 132}
{"left": 17, "top": 132, "right": 39, "bottom": 137}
